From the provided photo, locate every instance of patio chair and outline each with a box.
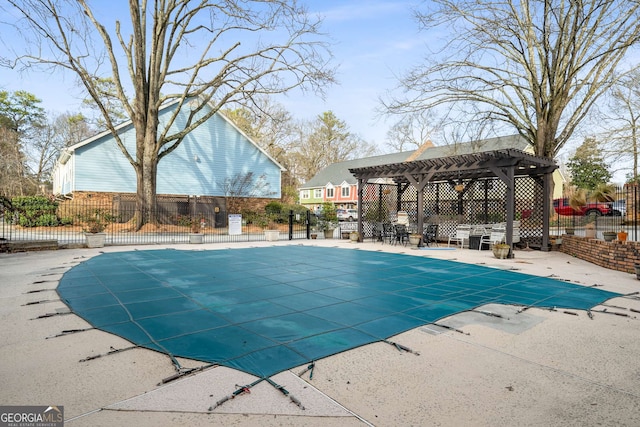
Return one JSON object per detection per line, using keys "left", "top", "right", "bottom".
{"left": 423, "top": 224, "right": 439, "bottom": 247}
{"left": 393, "top": 224, "right": 410, "bottom": 246}
{"left": 448, "top": 224, "right": 471, "bottom": 248}
{"left": 397, "top": 211, "right": 409, "bottom": 226}
{"left": 381, "top": 222, "right": 395, "bottom": 244}
{"left": 371, "top": 222, "right": 381, "bottom": 242}
{"left": 372, "top": 222, "right": 387, "bottom": 243}
{"left": 478, "top": 227, "right": 506, "bottom": 250}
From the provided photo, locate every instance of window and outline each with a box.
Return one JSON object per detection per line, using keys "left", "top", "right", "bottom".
{"left": 314, "top": 189, "right": 322, "bottom": 198}
{"left": 326, "top": 187, "right": 334, "bottom": 198}
{"left": 301, "top": 190, "right": 309, "bottom": 199}
{"left": 341, "top": 186, "right": 350, "bottom": 197}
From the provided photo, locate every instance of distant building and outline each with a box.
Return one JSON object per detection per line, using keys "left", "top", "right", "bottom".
{"left": 299, "top": 135, "right": 563, "bottom": 210}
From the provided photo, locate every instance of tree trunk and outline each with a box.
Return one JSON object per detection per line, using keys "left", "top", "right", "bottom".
{"left": 133, "top": 120, "right": 159, "bottom": 231}
{"left": 135, "top": 155, "right": 158, "bottom": 230}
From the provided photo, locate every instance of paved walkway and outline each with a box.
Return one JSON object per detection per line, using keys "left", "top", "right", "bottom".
{"left": 1, "top": 240, "right": 639, "bottom": 426}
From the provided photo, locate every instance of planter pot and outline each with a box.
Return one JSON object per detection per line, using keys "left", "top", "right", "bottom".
{"left": 341, "top": 231, "right": 351, "bottom": 239}
{"left": 324, "top": 229, "right": 334, "bottom": 239}
{"left": 408, "top": 234, "right": 422, "bottom": 248}
{"left": 350, "top": 232, "right": 360, "bottom": 243}
{"left": 565, "top": 227, "right": 575, "bottom": 235}
{"left": 635, "top": 264, "right": 640, "bottom": 280}
{"left": 493, "top": 245, "right": 510, "bottom": 259}
{"left": 618, "top": 231, "right": 628, "bottom": 242}
{"left": 264, "top": 230, "right": 280, "bottom": 241}
{"left": 310, "top": 233, "right": 318, "bottom": 240}
{"left": 602, "top": 231, "right": 617, "bottom": 242}
{"left": 189, "top": 233, "right": 204, "bottom": 244}
{"left": 585, "top": 228, "right": 596, "bottom": 239}
{"left": 85, "top": 232, "right": 106, "bottom": 248}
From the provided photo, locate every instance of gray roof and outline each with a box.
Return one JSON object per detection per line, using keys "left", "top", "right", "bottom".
{"left": 301, "top": 134, "right": 530, "bottom": 189}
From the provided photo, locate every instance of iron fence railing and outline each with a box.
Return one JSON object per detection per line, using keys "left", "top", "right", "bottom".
{"left": 3, "top": 184, "right": 638, "bottom": 248}
{"left": 1, "top": 196, "right": 318, "bottom": 246}
{"left": 550, "top": 184, "right": 639, "bottom": 241}
{"left": 360, "top": 180, "right": 639, "bottom": 246}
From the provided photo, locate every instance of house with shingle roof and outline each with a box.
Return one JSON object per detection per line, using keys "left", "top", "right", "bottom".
{"left": 299, "top": 135, "right": 562, "bottom": 211}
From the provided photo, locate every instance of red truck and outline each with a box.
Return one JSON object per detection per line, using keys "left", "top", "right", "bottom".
{"left": 553, "top": 198, "right": 611, "bottom": 216}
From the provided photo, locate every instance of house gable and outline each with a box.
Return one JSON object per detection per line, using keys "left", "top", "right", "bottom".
{"left": 55, "top": 101, "right": 283, "bottom": 198}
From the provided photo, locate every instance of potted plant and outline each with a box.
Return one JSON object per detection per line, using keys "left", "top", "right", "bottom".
{"left": 317, "top": 219, "right": 337, "bottom": 239}
{"left": 492, "top": 243, "right": 510, "bottom": 259}
{"left": 618, "top": 230, "right": 628, "bottom": 242}
{"left": 189, "top": 218, "right": 204, "bottom": 243}
{"left": 83, "top": 212, "right": 108, "bottom": 248}
{"left": 602, "top": 231, "right": 617, "bottom": 242}
{"left": 319, "top": 202, "right": 338, "bottom": 239}
{"left": 349, "top": 230, "right": 360, "bottom": 243}
{"left": 585, "top": 222, "right": 596, "bottom": 239}
{"left": 258, "top": 212, "right": 280, "bottom": 241}
{"left": 408, "top": 233, "right": 422, "bottom": 248}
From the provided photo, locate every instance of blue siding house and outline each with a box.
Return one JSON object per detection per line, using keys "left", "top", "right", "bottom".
{"left": 52, "top": 100, "right": 284, "bottom": 198}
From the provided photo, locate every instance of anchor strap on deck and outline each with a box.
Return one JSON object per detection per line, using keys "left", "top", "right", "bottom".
{"left": 265, "top": 377, "right": 305, "bottom": 410}
{"left": 208, "top": 377, "right": 265, "bottom": 411}
{"left": 298, "top": 362, "right": 315, "bottom": 379}
{"left": 384, "top": 340, "right": 420, "bottom": 355}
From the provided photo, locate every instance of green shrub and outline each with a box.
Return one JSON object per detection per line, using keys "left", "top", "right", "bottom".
{"left": 265, "top": 201, "right": 283, "bottom": 215}
{"left": 59, "top": 216, "right": 74, "bottom": 226}
{"left": 11, "top": 196, "right": 59, "bottom": 228}
{"left": 35, "top": 214, "right": 60, "bottom": 227}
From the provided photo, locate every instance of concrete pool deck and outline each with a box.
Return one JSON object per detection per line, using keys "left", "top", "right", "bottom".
{"left": 1, "top": 240, "right": 639, "bottom": 426}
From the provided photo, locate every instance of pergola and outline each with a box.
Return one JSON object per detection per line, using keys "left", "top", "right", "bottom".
{"left": 349, "top": 148, "right": 558, "bottom": 256}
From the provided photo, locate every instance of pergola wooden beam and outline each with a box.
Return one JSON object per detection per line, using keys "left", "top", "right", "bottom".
{"left": 350, "top": 149, "right": 558, "bottom": 256}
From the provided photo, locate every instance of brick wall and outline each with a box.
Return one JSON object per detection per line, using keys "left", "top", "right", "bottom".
{"left": 559, "top": 235, "right": 640, "bottom": 274}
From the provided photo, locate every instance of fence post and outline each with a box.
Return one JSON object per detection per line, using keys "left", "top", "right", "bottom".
{"left": 306, "top": 210, "right": 311, "bottom": 239}
{"left": 288, "top": 210, "right": 294, "bottom": 240}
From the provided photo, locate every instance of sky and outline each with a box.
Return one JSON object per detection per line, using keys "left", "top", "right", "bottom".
{"left": 0, "top": 0, "right": 423, "bottom": 152}
{"left": 0, "top": 0, "right": 634, "bottom": 184}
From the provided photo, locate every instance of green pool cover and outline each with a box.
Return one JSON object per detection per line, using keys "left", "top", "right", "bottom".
{"left": 57, "top": 246, "right": 618, "bottom": 378}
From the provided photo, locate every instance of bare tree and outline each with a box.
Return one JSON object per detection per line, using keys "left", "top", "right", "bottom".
{"left": 222, "top": 172, "right": 275, "bottom": 214}
{"left": 223, "top": 97, "right": 296, "bottom": 164}
{"left": 0, "top": 127, "right": 30, "bottom": 197}
{"left": 3, "top": 0, "right": 334, "bottom": 229}
{"left": 223, "top": 97, "right": 301, "bottom": 202}
{"left": 31, "top": 112, "right": 94, "bottom": 186}
{"left": 0, "top": 90, "right": 45, "bottom": 194}
{"left": 385, "top": 110, "right": 441, "bottom": 152}
{"left": 81, "top": 77, "right": 128, "bottom": 128}
{"left": 292, "top": 111, "right": 378, "bottom": 182}
{"left": 601, "top": 68, "right": 640, "bottom": 182}
{"left": 383, "top": 0, "right": 640, "bottom": 163}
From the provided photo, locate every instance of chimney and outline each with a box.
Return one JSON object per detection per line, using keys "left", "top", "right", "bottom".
{"left": 405, "top": 140, "right": 434, "bottom": 162}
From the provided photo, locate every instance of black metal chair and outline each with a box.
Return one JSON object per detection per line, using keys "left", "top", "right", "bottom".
{"left": 423, "top": 224, "right": 439, "bottom": 247}
{"left": 372, "top": 222, "right": 383, "bottom": 242}
{"left": 381, "top": 222, "right": 395, "bottom": 244}
{"left": 393, "top": 224, "right": 409, "bottom": 246}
